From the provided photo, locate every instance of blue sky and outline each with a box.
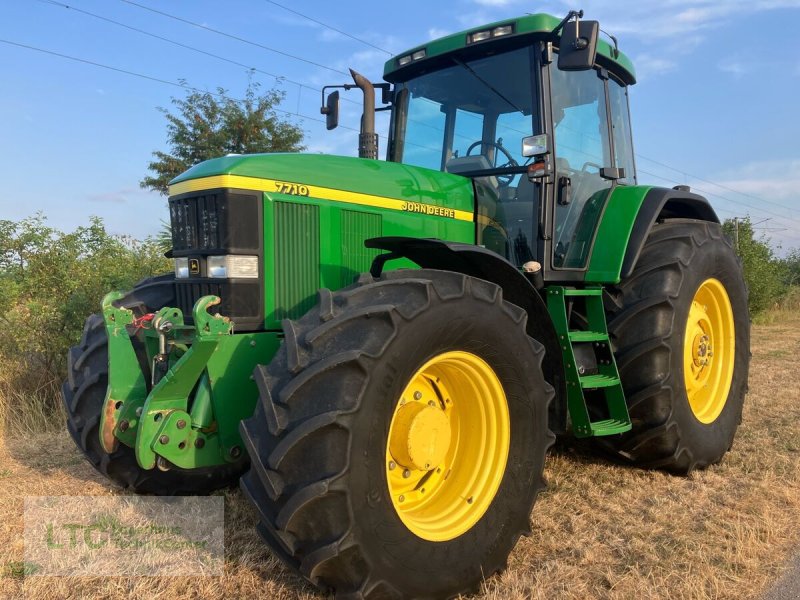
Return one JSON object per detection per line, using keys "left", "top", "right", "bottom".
{"left": 2, "top": 0, "right": 800, "bottom": 250}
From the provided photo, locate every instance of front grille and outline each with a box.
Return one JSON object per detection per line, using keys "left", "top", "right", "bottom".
{"left": 170, "top": 193, "right": 223, "bottom": 251}
{"left": 175, "top": 280, "right": 262, "bottom": 328}
{"left": 168, "top": 187, "right": 264, "bottom": 331}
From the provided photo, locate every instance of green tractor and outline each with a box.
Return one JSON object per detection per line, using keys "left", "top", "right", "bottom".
{"left": 64, "top": 10, "right": 749, "bottom": 598}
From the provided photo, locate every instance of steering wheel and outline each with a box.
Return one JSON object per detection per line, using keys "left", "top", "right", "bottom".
{"left": 466, "top": 140, "right": 519, "bottom": 187}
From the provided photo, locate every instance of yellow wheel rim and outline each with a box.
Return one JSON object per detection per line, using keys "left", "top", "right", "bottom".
{"left": 683, "top": 278, "right": 735, "bottom": 424}
{"left": 385, "top": 351, "right": 510, "bottom": 542}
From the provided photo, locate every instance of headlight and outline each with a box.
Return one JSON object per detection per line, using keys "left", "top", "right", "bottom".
{"left": 174, "top": 257, "right": 189, "bottom": 279}
{"left": 207, "top": 255, "right": 259, "bottom": 279}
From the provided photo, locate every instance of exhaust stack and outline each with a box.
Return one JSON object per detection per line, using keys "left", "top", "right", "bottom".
{"left": 350, "top": 69, "right": 378, "bottom": 159}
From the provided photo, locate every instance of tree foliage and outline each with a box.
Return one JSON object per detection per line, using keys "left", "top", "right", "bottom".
{"left": 721, "top": 217, "right": 786, "bottom": 315}
{"left": 141, "top": 81, "right": 305, "bottom": 195}
{"left": 0, "top": 214, "right": 170, "bottom": 385}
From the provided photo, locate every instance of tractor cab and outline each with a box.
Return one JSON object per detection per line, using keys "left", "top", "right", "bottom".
{"left": 384, "top": 13, "right": 637, "bottom": 276}
{"left": 328, "top": 12, "right": 638, "bottom": 279}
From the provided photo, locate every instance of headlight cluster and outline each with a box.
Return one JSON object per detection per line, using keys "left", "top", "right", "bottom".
{"left": 174, "top": 255, "right": 259, "bottom": 279}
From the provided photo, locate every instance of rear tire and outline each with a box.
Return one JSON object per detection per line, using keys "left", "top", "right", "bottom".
{"left": 62, "top": 283, "right": 246, "bottom": 495}
{"left": 240, "top": 269, "right": 554, "bottom": 598}
{"left": 602, "top": 220, "right": 750, "bottom": 473}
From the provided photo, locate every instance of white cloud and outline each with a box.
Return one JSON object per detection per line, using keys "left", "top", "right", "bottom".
{"left": 471, "top": 0, "right": 520, "bottom": 6}
{"left": 718, "top": 60, "right": 749, "bottom": 78}
{"left": 633, "top": 54, "right": 677, "bottom": 80}
{"left": 709, "top": 159, "right": 800, "bottom": 202}
{"left": 537, "top": 0, "right": 800, "bottom": 41}
{"left": 427, "top": 27, "right": 451, "bottom": 40}
{"left": 86, "top": 188, "right": 156, "bottom": 205}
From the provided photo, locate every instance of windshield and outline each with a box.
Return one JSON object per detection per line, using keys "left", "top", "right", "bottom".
{"left": 392, "top": 46, "right": 535, "bottom": 172}
{"left": 391, "top": 46, "right": 539, "bottom": 265}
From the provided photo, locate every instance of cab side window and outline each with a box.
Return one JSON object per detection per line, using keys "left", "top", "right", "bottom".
{"left": 608, "top": 78, "right": 636, "bottom": 185}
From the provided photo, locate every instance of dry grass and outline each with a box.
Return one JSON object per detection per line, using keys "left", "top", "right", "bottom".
{"left": 1, "top": 315, "right": 799, "bottom": 600}
{"left": 0, "top": 364, "right": 62, "bottom": 439}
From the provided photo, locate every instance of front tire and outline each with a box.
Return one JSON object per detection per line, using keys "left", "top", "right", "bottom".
{"left": 240, "top": 269, "right": 554, "bottom": 598}
{"left": 602, "top": 220, "right": 750, "bottom": 473}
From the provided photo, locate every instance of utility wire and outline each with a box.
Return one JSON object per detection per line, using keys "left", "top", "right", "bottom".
{"left": 636, "top": 153, "right": 797, "bottom": 217}
{"left": 0, "top": 38, "right": 444, "bottom": 153}
{"left": 638, "top": 166, "right": 800, "bottom": 244}
{"left": 114, "top": 0, "right": 797, "bottom": 222}
{"left": 0, "top": 38, "right": 332, "bottom": 127}
{"left": 117, "top": 0, "right": 350, "bottom": 76}
{"left": 263, "top": 0, "right": 391, "bottom": 55}
{"left": 37, "top": 0, "right": 366, "bottom": 109}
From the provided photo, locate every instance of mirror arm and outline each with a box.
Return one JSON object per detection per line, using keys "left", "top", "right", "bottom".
{"left": 551, "top": 9, "right": 584, "bottom": 36}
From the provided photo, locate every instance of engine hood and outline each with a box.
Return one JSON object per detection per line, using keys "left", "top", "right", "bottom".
{"left": 168, "top": 153, "right": 475, "bottom": 219}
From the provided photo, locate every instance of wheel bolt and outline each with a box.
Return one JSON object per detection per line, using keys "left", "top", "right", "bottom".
{"left": 118, "top": 420, "right": 129, "bottom": 432}
{"left": 230, "top": 446, "right": 242, "bottom": 459}
{"left": 194, "top": 438, "right": 205, "bottom": 449}
{"left": 402, "top": 469, "right": 411, "bottom": 478}
{"left": 388, "top": 461, "right": 396, "bottom": 470}
{"left": 159, "top": 435, "right": 169, "bottom": 445}
{"left": 176, "top": 419, "right": 186, "bottom": 429}
{"left": 413, "top": 391, "right": 422, "bottom": 400}
{"left": 135, "top": 407, "right": 143, "bottom": 417}
{"left": 399, "top": 495, "right": 405, "bottom": 503}
{"left": 428, "top": 400, "right": 435, "bottom": 407}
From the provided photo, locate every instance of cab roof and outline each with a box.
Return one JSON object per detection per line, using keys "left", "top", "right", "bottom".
{"left": 383, "top": 13, "right": 636, "bottom": 85}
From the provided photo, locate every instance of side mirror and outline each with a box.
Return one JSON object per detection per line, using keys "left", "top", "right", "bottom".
{"left": 522, "top": 134, "right": 553, "bottom": 180}
{"left": 521, "top": 134, "right": 549, "bottom": 158}
{"left": 321, "top": 90, "right": 340, "bottom": 130}
{"left": 558, "top": 19, "right": 599, "bottom": 71}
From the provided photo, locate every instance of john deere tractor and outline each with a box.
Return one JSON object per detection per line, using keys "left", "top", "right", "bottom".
{"left": 64, "top": 11, "right": 749, "bottom": 598}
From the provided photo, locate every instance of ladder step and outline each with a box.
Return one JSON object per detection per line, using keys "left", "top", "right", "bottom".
{"left": 590, "top": 419, "right": 632, "bottom": 436}
{"left": 563, "top": 288, "right": 602, "bottom": 297}
{"left": 568, "top": 330, "right": 608, "bottom": 342}
{"left": 579, "top": 374, "right": 620, "bottom": 388}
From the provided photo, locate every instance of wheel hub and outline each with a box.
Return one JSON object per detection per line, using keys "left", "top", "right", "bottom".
{"left": 691, "top": 331, "right": 712, "bottom": 367}
{"left": 683, "top": 279, "right": 735, "bottom": 424}
{"left": 385, "top": 351, "right": 510, "bottom": 542}
{"left": 389, "top": 402, "right": 451, "bottom": 471}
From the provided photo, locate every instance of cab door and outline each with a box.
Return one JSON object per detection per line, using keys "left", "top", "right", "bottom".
{"left": 548, "top": 66, "right": 613, "bottom": 270}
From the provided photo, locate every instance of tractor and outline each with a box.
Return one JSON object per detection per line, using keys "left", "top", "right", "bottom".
{"left": 63, "top": 11, "right": 750, "bottom": 599}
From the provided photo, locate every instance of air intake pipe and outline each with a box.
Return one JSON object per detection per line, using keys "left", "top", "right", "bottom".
{"left": 350, "top": 69, "right": 378, "bottom": 159}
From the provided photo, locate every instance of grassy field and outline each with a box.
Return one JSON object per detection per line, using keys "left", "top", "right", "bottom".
{"left": 1, "top": 313, "right": 799, "bottom": 600}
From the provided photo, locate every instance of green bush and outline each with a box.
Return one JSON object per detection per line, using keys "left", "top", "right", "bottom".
{"left": 721, "top": 217, "right": 787, "bottom": 316}
{"left": 0, "top": 214, "right": 171, "bottom": 392}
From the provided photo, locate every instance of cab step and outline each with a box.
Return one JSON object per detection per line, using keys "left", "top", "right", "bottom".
{"left": 546, "top": 286, "right": 632, "bottom": 438}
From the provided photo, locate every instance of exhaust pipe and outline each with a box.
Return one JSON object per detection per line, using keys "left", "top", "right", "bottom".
{"left": 350, "top": 69, "right": 378, "bottom": 159}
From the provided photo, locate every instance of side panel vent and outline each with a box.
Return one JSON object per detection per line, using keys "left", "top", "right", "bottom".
{"left": 340, "top": 210, "right": 382, "bottom": 287}
{"left": 274, "top": 202, "right": 320, "bottom": 320}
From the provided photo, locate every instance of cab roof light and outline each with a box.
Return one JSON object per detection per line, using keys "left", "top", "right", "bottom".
{"left": 467, "top": 23, "right": 515, "bottom": 44}
{"left": 397, "top": 48, "right": 427, "bottom": 66}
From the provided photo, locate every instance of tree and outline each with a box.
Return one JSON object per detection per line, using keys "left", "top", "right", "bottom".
{"left": 141, "top": 80, "right": 305, "bottom": 195}
{"left": 721, "top": 217, "right": 786, "bottom": 315}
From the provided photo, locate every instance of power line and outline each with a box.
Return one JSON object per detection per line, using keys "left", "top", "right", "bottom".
{"left": 638, "top": 167, "right": 800, "bottom": 228}
{"left": 636, "top": 153, "right": 797, "bottom": 218}
{"left": 37, "top": 0, "right": 366, "bottom": 109}
{"left": 117, "top": 0, "right": 350, "bottom": 76}
{"left": 120, "top": 0, "right": 798, "bottom": 225}
{"left": 263, "top": 0, "right": 392, "bottom": 55}
{"left": 0, "top": 38, "right": 445, "bottom": 154}
{"left": 0, "top": 37, "right": 331, "bottom": 127}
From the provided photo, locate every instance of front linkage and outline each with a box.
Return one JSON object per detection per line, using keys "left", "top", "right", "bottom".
{"left": 97, "top": 291, "right": 272, "bottom": 472}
